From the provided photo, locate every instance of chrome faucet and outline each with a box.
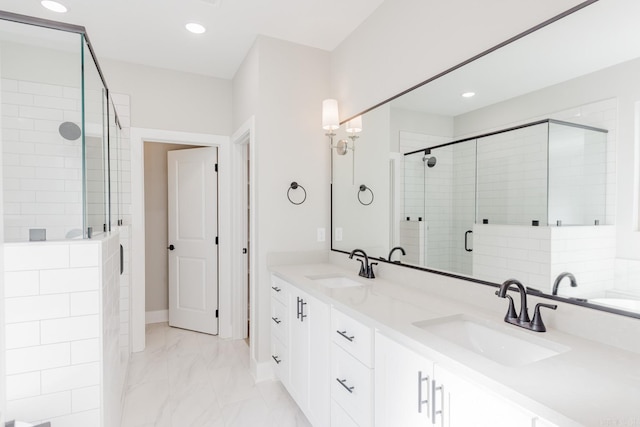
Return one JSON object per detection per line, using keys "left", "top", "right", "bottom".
{"left": 552, "top": 272, "right": 577, "bottom": 295}
{"left": 349, "top": 248, "right": 377, "bottom": 279}
{"left": 387, "top": 246, "right": 406, "bottom": 263}
{"left": 496, "top": 278, "right": 557, "bottom": 332}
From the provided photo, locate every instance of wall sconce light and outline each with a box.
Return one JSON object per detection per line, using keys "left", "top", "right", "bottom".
{"left": 323, "top": 99, "right": 363, "bottom": 184}
{"left": 323, "top": 99, "right": 364, "bottom": 155}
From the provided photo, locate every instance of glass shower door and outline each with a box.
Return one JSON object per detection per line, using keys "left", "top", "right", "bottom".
{"left": 82, "top": 34, "right": 108, "bottom": 237}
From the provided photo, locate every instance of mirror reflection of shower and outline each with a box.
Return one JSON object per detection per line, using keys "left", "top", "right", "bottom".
{"left": 422, "top": 148, "right": 437, "bottom": 168}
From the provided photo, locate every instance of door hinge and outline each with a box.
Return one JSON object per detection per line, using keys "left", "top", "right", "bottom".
{"left": 216, "top": 309, "right": 219, "bottom": 318}
{"left": 214, "top": 163, "right": 218, "bottom": 172}
{"left": 215, "top": 236, "right": 219, "bottom": 245}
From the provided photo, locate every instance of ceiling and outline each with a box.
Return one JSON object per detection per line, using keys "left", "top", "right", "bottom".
{"left": 0, "top": 0, "right": 384, "bottom": 79}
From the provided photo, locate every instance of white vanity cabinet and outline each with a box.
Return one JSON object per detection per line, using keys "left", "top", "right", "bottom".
{"left": 271, "top": 275, "right": 331, "bottom": 427}
{"left": 375, "top": 332, "right": 555, "bottom": 427}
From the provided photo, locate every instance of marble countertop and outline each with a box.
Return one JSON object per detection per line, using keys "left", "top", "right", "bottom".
{"left": 270, "top": 263, "right": 640, "bottom": 427}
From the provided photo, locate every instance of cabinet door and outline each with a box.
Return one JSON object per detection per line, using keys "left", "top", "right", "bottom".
{"left": 307, "top": 294, "right": 330, "bottom": 427}
{"left": 289, "top": 290, "right": 310, "bottom": 409}
{"left": 375, "top": 333, "right": 433, "bottom": 427}
{"left": 434, "top": 365, "right": 533, "bottom": 427}
{"left": 288, "top": 287, "right": 330, "bottom": 427}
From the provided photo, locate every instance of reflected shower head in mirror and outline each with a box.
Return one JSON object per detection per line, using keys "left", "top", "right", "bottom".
{"left": 59, "top": 121, "right": 81, "bottom": 141}
{"left": 422, "top": 149, "right": 437, "bottom": 168}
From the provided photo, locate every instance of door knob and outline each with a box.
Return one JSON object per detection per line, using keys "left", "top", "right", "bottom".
{"left": 167, "top": 244, "right": 175, "bottom": 250}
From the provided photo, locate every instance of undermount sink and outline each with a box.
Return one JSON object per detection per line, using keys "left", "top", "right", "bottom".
{"left": 305, "top": 274, "right": 364, "bottom": 289}
{"left": 413, "top": 314, "right": 570, "bottom": 367}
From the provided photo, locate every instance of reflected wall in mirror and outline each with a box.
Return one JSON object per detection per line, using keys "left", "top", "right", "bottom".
{"left": 331, "top": 0, "right": 640, "bottom": 317}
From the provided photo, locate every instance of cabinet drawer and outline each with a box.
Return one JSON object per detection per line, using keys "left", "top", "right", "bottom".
{"left": 331, "top": 400, "right": 360, "bottom": 427}
{"left": 271, "top": 298, "right": 288, "bottom": 343}
{"left": 331, "top": 307, "right": 373, "bottom": 367}
{"left": 271, "top": 335, "right": 288, "bottom": 385}
{"left": 271, "top": 275, "right": 288, "bottom": 305}
{"left": 331, "top": 345, "right": 373, "bottom": 426}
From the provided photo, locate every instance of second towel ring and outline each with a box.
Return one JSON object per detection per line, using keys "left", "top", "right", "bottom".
{"left": 287, "top": 182, "right": 307, "bottom": 205}
{"left": 358, "top": 184, "right": 374, "bottom": 206}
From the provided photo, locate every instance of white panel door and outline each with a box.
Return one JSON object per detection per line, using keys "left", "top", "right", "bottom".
{"left": 168, "top": 147, "right": 218, "bottom": 335}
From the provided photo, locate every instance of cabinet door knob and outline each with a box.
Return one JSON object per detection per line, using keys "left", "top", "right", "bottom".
{"left": 271, "top": 286, "right": 281, "bottom": 292}
{"left": 272, "top": 355, "right": 282, "bottom": 364}
{"left": 272, "top": 317, "right": 281, "bottom": 324}
{"left": 167, "top": 244, "right": 175, "bottom": 251}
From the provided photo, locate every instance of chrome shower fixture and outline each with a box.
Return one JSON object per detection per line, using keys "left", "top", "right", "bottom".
{"left": 422, "top": 148, "right": 437, "bottom": 168}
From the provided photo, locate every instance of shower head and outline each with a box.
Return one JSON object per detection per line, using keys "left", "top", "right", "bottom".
{"left": 422, "top": 155, "right": 437, "bottom": 168}
{"left": 59, "top": 121, "right": 81, "bottom": 141}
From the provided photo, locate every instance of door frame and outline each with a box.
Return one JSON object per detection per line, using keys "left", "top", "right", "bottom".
{"left": 130, "top": 127, "right": 231, "bottom": 351}
{"left": 231, "top": 117, "right": 256, "bottom": 348}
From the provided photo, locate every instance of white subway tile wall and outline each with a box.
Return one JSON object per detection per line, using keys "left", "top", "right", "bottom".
{"left": 399, "top": 131, "right": 457, "bottom": 270}
{"left": 399, "top": 220, "right": 424, "bottom": 265}
{"left": 476, "top": 123, "right": 549, "bottom": 226}
{"left": 2, "top": 78, "right": 81, "bottom": 241}
{"left": 3, "top": 233, "right": 123, "bottom": 427}
{"left": 472, "top": 224, "right": 616, "bottom": 295}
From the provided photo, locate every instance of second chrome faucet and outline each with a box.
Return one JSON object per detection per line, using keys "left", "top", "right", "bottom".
{"left": 496, "top": 278, "right": 557, "bottom": 332}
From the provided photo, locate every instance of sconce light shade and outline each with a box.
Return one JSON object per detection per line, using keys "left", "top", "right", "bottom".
{"left": 346, "top": 115, "right": 362, "bottom": 133}
{"left": 322, "top": 99, "right": 340, "bottom": 130}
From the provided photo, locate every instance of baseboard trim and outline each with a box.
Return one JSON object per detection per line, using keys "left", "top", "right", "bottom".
{"left": 251, "top": 358, "right": 275, "bottom": 382}
{"left": 145, "top": 309, "right": 168, "bottom": 324}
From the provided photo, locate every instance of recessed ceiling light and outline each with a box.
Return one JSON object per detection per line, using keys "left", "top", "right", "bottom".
{"left": 41, "top": 1, "right": 68, "bottom": 13}
{"left": 462, "top": 92, "right": 476, "bottom": 98}
{"left": 186, "top": 23, "right": 206, "bottom": 34}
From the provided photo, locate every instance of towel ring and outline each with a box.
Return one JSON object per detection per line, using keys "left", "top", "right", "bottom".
{"left": 287, "top": 182, "right": 307, "bottom": 205}
{"left": 358, "top": 184, "right": 374, "bottom": 206}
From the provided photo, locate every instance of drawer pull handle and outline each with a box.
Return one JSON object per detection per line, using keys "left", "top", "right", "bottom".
{"left": 297, "top": 297, "right": 307, "bottom": 321}
{"left": 418, "top": 370, "right": 430, "bottom": 414}
{"left": 272, "top": 317, "right": 281, "bottom": 324}
{"left": 271, "top": 286, "right": 281, "bottom": 292}
{"left": 272, "top": 355, "right": 282, "bottom": 364}
{"left": 336, "top": 330, "right": 355, "bottom": 342}
{"left": 431, "top": 380, "right": 444, "bottom": 426}
{"left": 336, "top": 378, "right": 354, "bottom": 393}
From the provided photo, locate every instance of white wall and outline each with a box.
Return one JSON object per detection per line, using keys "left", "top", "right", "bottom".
{"left": 330, "top": 0, "right": 586, "bottom": 119}
{"left": 332, "top": 104, "right": 391, "bottom": 257}
{"left": 232, "top": 36, "right": 331, "bottom": 372}
{"left": 101, "top": 59, "right": 232, "bottom": 135}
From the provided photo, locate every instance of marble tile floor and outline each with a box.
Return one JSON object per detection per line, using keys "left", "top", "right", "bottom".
{"left": 120, "top": 322, "right": 312, "bottom": 427}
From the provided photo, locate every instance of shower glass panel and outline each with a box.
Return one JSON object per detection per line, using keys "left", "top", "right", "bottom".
{"left": 109, "top": 97, "right": 122, "bottom": 227}
{"left": 0, "top": 13, "right": 120, "bottom": 242}
{"left": 476, "top": 122, "right": 549, "bottom": 226}
{"left": 0, "top": 20, "right": 84, "bottom": 241}
{"left": 402, "top": 140, "right": 476, "bottom": 274}
{"left": 548, "top": 122, "right": 608, "bottom": 226}
{"left": 82, "top": 35, "right": 108, "bottom": 236}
